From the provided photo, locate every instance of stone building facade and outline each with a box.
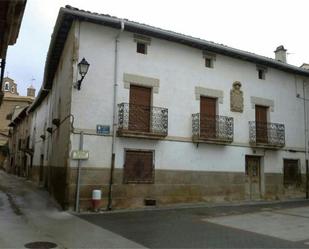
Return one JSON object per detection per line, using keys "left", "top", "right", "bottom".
{"left": 7, "top": 106, "right": 33, "bottom": 176}
{"left": 0, "top": 77, "right": 35, "bottom": 168}
{"left": 12, "top": 6, "right": 309, "bottom": 210}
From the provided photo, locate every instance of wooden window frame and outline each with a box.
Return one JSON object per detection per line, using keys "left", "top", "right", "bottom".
{"left": 205, "top": 57, "right": 213, "bottom": 68}
{"left": 203, "top": 51, "right": 216, "bottom": 69}
{"left": 123, "top": 149, "right": 155, "bottom": 184}
{"left": 283, "top": 159, "right": 301, "bottom": 187}
{"left": 256, "top": 65, "right": 267, "bottom": 80}
{"left": 258, "top": 69, "right": 265, "bottom": 80}
{"left": 136, "top": 42, "right": 147, "bottom": 54}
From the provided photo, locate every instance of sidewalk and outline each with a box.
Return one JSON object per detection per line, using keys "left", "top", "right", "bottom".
{"left": 0, "top": 170, "right": 145, "bottom": 249}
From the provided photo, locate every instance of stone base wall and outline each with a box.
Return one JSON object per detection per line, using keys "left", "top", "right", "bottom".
{"left": 30, "top": 165, "right": 69, "bottom": 209}
{"left": 65, "top": 168, "right": 304, "bottom": 211}
{"left": 25, "top": 166, "right": 307, "bottom": 211}
{"left": 68, "top": 168, "right": 246, "bottom": 210}
{"left": 264, "top": 173, "right": 284, "bottom": 200}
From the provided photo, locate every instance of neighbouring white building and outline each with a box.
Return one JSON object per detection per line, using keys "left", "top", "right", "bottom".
{"left": 13, "top": 6, "right": 309, "bottom": 210}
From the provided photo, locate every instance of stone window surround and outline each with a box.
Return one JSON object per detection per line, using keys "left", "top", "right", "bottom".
{"left": 133, "top": 34, "right": 151, "bottom": 45}
{"left": 123, "top": 73, "right": 160, "bottom": 93}
{"left": 4, "top": 82, "right": 9, "bottom": 91}
{"left": 250, "top": 96, "right": 274, "bottom": 112}
{"left": 256, "top": 65, "right": 268, "bottom": 73}
{"left": 256, "top": 65, "right": 268, "bottom": 80}
{"left": 203, "top": 51, "right": 216, "bottom": 68}
{"left": 195, "top": 86, "right": 223, "bottom": 103}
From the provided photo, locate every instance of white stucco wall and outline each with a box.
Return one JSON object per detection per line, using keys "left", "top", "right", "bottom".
{"left": 30, "top": 95, "right": 50, "bottom": 166}
{"left": 69, "top": 21, "right": 308, "bottom": 175}
{"left": 31, "top": 21, "right": 76, "bottom": 169}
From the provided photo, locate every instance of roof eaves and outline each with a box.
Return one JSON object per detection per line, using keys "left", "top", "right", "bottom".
{"left": 10, "top": 106, "right": 28, "bottom": 126}
{"left": 28, "top": 88, "right": 49, "bottom": 113}
{"left": 63, "top": 5, "right": 309, "bottom": 77}
{"left": 32, "top": 5, "right": 309, "bottom": 114}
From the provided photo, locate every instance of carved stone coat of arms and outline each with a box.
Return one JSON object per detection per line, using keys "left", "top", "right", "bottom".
{"left": 230, "top": 81, "right": 244, "bottom": 112}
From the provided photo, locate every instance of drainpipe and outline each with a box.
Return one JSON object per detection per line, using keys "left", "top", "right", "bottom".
{"left": 107, "top": 20, "right": 125, "bottom": 211}
{"left": 304, "top": 81, "right": 309, "bottom": 199}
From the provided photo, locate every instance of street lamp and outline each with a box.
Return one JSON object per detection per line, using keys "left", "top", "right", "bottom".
{"left": 76, "top": 58, "right": 90, "bottom": 90}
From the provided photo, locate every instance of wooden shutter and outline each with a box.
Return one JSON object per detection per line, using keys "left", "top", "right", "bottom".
{"left": 200, "top": 96, "right": 216, "bottom": 138}
{"left": 124, "top": 150, "right": 154, "bottom": 183}
{"left": 129, "top": 85, "right": 151, "bottom": 132}
{"left": 255, "top": 105, "right": 268, "bottom": 143}
{"left": 284, "top": 159, "right": 300, "bottom": 186}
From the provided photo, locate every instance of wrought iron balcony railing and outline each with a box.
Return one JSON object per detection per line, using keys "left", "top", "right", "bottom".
{"left": 249, "top": 121, "right": 285, "bottom": 147}
{"left": 118, "top": 103, "right": 168, "bottom": 137}
{"left": 192, "top": 113, "right": 234, "bottom": 143}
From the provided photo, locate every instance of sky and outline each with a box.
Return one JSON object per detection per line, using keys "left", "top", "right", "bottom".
{"left": 5, "top": 0, "right": 309, "bottom": 96}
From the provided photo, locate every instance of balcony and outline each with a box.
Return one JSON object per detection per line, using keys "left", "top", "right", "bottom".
{"left": 192, "top": 114, "right": 234, "bottom": 144}
{"left": 117, "top": 103, "right": 168, "bottom": 139}
{"left": 249, "top": 121, "right": 285, "bottom": 148}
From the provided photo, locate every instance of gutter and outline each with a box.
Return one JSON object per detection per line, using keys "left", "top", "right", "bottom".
{"left": 31, "top": 6, "right": 309, "bottom": 114}
{"left": 107, "top": 19, "right": 125, "bottom": 211}
{"left": 62, "top": 6, "right": 309, "bottom": 77}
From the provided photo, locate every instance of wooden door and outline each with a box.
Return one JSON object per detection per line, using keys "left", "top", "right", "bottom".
{"left": 255, "top": 105, "right": 268, "bottom": 143}
{"left": 129, "top": 85, "right": 151, "bottom": 132}
{"left": 200, "top": 97, "right": 216, "bottom": 138}
{"left": 245, "top": 156, "right": 261, "bottom": 200}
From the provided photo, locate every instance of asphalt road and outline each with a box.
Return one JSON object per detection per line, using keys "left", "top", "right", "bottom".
{"left": 79, "top": 200, "right": 309, "bottom": 248}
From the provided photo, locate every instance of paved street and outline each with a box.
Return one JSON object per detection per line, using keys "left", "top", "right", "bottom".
{"left": 1, "top": 169, "right": 309, "bottom": 248}
{"left": 0, "top": 170, "right": 144, "bottom": 248}
{"left": 79, "top": 201, "right": 309, "bottom": 248}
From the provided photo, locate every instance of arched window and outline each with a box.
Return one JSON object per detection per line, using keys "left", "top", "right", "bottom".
{"left": 11, "top": 86, "right": 15, "bottom": 93}
{"left": 4, "top": 82, "right": 9, "bottom": 91}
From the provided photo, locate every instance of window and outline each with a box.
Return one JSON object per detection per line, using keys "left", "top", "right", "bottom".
{"left": 136, "top": 42, "right": 147, "bottom": 54}
{"left": 134, "top": 34, "right": 151, "bottom": 55}
{"left": 258, "top": 69, "right": 265, "bottom": 80}
{"left": 205, "top": 58, "right": 213, "bottom": 68}
{"left": 203, "top": 51, "right": 216, "bottom": 69}
{"left": 284, "top": 159, "right": 301, "bottom": 186}
{"left": 256, "top": 65, "right": 267, "bottom": 80}
{"left": 4, "top": 82, "right": 9, "bottom": 91}
{"left": 11, "top": 86, "right": 15, "bottom": 93}
{"left": 124, "top": 150, "right": 154, "bottom": 183}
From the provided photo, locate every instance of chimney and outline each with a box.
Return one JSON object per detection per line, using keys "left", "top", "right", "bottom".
{"left": 274, "top": 45, "right": 287, "bottom": 63}
{"left": 27, "top": 85, "right": 35, "bottom": 98}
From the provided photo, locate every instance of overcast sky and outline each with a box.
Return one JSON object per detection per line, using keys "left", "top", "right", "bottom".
{"left": 5, "top": 0, "right": 309, "bottom": 96}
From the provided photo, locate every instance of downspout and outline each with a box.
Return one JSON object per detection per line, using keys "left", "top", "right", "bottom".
{"left": 107, "top": 20, "right": 125, "bottom": 210}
